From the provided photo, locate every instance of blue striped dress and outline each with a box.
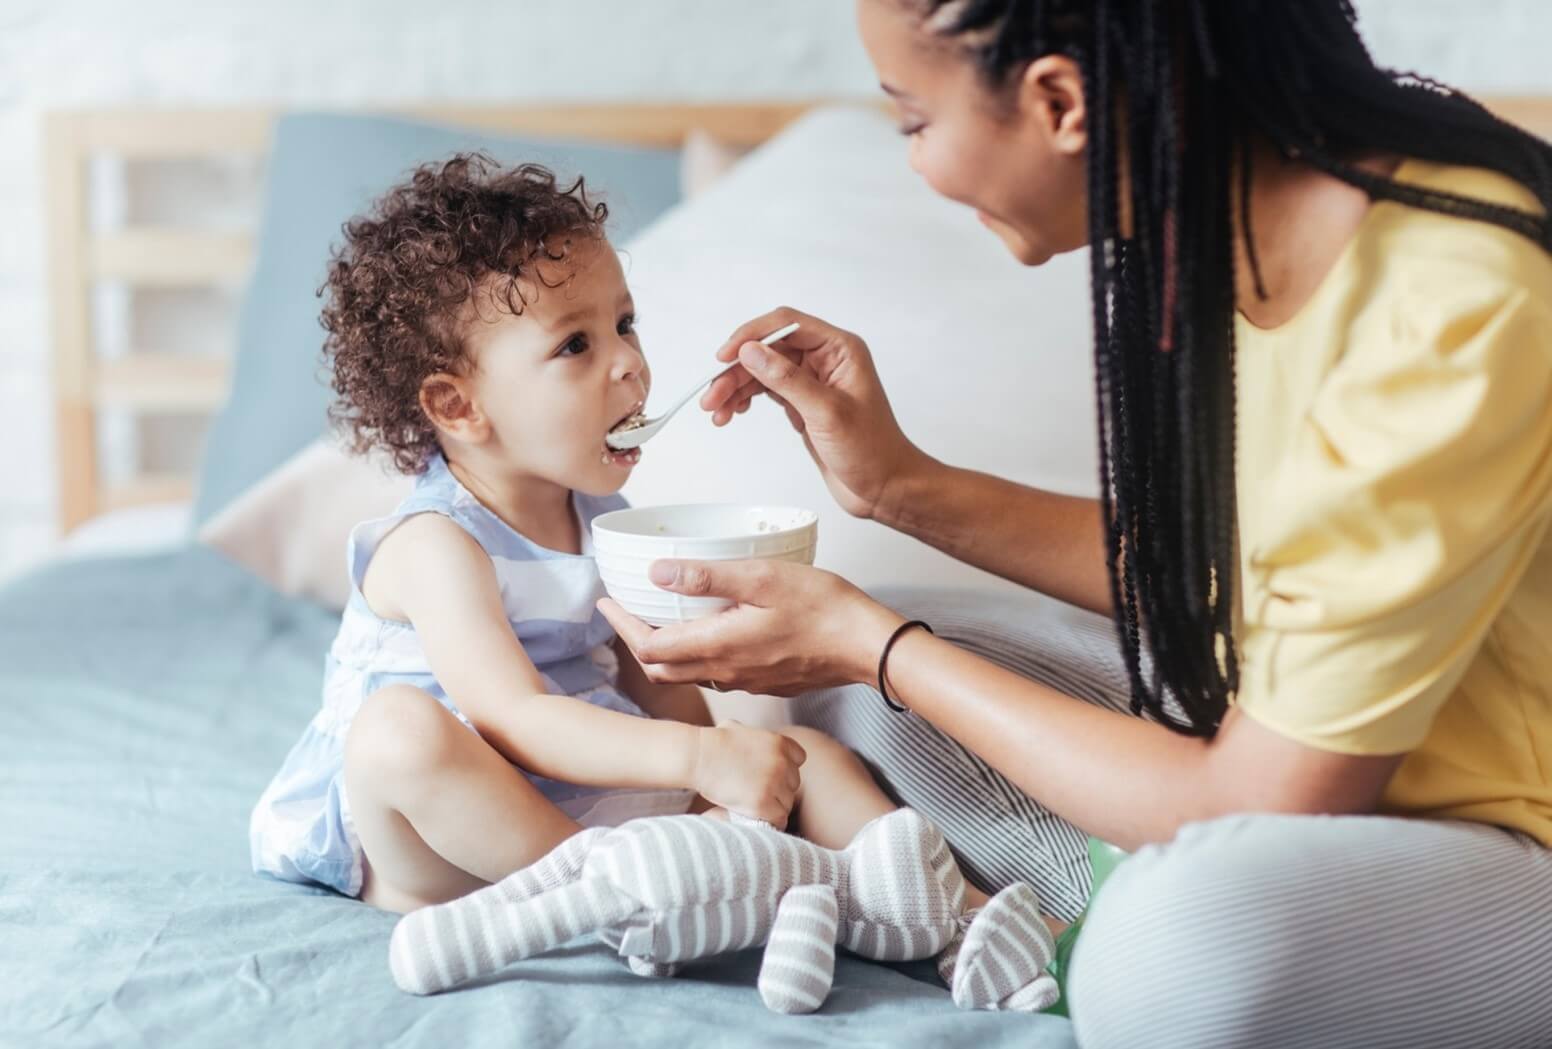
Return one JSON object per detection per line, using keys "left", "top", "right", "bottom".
{"left": 249, "top": 454, "right": 686, "bottom": 896}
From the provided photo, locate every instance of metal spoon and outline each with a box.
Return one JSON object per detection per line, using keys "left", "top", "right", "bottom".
{"left": 604, "top": 322, "right": 800, "bottom": 450}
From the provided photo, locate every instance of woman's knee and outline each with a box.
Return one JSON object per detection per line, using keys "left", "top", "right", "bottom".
{"left": 345, "top": 685, "right": 467, "bottom": 791}
{"left": 1067, "top": 815, "right": 1317, "bottom": 1048}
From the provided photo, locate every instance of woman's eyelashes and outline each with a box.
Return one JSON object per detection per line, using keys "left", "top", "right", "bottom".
{"left": 893, "top": 107, "right": 927, "bottom": 136}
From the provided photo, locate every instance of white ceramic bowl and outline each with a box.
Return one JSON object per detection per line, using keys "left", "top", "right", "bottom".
{"left": 592, "top": 504, "right": 818, "bottom": 626}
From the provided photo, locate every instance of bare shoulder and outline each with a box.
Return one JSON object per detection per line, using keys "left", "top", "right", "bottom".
{"left": 361, "top": 512, "right": 493, "bottom": 622}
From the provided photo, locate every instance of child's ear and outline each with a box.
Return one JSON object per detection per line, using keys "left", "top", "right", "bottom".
{"left": 419, "top": 373, "right": 491, "bottom": 444}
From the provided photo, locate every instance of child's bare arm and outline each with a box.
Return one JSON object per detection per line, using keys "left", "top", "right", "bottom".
{"left": 613, "top": 637, "right": 715, "bottom": 727}
{"left": 364, "top": 513, "right": 699, "bottom": 790}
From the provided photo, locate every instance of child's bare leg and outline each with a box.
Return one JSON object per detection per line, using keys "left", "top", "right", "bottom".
{"left": 344, "top": 685, "right": 581, "bottom": 913}
{"left": 777, "top": 725, "right": 898, "bottom": 849}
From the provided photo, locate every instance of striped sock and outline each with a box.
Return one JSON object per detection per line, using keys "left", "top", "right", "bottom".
{"left": 950, "top": 882, "right": 1060, "bottom": 1012}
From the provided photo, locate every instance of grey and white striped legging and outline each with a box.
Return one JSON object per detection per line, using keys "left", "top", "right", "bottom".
{"left": 789, "top": 587, "right": 1552, "bottom": 1049}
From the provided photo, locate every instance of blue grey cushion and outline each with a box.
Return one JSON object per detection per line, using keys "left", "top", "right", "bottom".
{"left": 191, "top": 112, "right": 681, "bottom": 526}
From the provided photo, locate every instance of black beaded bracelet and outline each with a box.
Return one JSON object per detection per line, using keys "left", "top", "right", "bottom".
{"left": 877, "top": 620, "right": 934, "bottom": 712}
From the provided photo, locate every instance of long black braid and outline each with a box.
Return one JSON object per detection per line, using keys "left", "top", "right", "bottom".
{"left": 912, "top": 0, "right": 1552, "bottom": 737}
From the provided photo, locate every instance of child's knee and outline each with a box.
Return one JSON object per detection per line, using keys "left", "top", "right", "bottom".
{"left": 779, "top": 725, "right": 860, "bottom": 770}
{"left": 345, "top": 685, "right": 466, "bottom": 789}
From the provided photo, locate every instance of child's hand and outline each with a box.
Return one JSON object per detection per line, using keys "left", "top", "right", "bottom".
{"left": 691, "top": 724, "right": 807, "bottom": 828}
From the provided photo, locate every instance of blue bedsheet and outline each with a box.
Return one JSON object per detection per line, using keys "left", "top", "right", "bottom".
{"left": 0, "top": 546, "right": 1077, "bottom": 1048}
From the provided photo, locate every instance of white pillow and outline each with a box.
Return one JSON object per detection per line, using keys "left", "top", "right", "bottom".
{"left": 622, "top": 106, "right": 1098, "bottom": 597}
{"left": 197, "top": 439, "right": 411, "bottom": 611}
{"left": 679, "top": 128, "right": 753, "bottom": 198}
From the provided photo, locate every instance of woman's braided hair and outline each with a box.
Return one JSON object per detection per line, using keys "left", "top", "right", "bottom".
{"left": 912, "top": 0, "right": 1552, "bottom": 736}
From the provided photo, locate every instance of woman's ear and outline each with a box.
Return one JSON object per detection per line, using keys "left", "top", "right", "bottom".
{"left": 1018, "top": 54, "right": 1088, "bottom": 156}
{"left": 419, "top": 373, "right": 491, "bottom": 445}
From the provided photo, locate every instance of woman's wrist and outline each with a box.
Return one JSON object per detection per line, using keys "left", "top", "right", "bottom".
{"left": 871, "top": 446, "right": 944, "bottom": 530}
{"left": 842, "top": 595, "right": 909, "bottom": 686}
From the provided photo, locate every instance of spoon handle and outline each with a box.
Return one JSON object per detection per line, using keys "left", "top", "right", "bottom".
{"left": 668, "top": 321, "right": 802, "bottom": 417}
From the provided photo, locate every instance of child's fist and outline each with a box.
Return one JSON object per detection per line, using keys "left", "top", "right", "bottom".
{"left": 691, "top": 723, "right": 807, "bottom": 828}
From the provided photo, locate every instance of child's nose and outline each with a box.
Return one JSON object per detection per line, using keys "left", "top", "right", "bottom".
{"left": 611, "top": 344, "right": 646, "bottom": 385}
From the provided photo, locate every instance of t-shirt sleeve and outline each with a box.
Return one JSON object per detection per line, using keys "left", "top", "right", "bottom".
{"left": 1236, "top": 274, "right": 1552, "bottom": 754}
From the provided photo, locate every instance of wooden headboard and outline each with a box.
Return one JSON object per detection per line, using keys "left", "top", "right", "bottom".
{"left": 43, "top": 97, "right": 1552, "bottom": 534}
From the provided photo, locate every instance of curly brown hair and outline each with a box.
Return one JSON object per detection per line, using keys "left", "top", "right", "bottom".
{"left": 320, "top": 152, "right": 610, "bottom": 474}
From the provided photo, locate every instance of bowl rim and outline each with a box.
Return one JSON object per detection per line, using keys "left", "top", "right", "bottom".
{"left": 592, "top": 503, "right": 819, "bottom": 542}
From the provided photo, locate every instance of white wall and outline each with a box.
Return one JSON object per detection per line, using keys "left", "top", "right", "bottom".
{"left": 2, "top": 0, "right": 1550, "bottom": 576}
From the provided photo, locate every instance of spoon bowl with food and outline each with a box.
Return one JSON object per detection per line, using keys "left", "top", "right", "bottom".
{"left": 604, "top": 322, "right": 799, "bottom": 451}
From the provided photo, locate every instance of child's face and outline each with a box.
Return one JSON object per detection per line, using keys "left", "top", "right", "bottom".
{"left": 458, "top": 238, "right": 650, "bottom": 495}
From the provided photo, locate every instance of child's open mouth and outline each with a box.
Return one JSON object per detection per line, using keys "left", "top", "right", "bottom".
{"left": 602, "top": 402, "right": 646, "bottom": 467}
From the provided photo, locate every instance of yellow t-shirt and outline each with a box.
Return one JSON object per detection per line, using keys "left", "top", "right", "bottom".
{"left": 1233, "top": 158, "right": 1552, "bottom": 846}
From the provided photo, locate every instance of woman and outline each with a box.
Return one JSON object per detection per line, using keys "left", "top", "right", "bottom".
{"left": 601, "top": 2, "right": 1552, "bottom": 1045}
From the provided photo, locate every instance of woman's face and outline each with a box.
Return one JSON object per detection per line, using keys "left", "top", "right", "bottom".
{"left": 855, "top": 0, "right": 1091, "bottom": 266}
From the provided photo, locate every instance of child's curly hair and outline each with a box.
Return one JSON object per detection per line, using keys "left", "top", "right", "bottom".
{"left": 320, "top": 152, "right": 609, "bottom": 474}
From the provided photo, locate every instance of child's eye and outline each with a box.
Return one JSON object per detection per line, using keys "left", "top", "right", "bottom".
{"left": 618, "top": 314, "right": 637, "bottom": 337}
{"left": 898, "top": 122, "right": 926, "bottom": 137}
{"left": 557, "top": 334, "right": 589, "bottom": 358}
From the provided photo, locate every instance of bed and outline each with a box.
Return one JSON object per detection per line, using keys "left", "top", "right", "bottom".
{"left": 11, "top": 99, "right": 1097, "bottom": 1049}
{"left": 1, "top": 545, "right": 1086, "bottom": 1048}
{"left": 12, "top": 95, "right": 1552, "bottom": 1048}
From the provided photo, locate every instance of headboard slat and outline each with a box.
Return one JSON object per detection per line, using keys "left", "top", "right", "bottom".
{"left": 89, "top": 230, "right": 254, "bottom": 288}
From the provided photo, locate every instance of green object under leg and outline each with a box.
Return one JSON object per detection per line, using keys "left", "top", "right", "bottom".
{"left": 1042, "top": 836, "right": 1130, "bottom": 1018}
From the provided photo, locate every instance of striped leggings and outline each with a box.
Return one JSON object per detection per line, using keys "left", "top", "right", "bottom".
{"left": 789, "top": 588, "right": 1552, "bottom": 1049}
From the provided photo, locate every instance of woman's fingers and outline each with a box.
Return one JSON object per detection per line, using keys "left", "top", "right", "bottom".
{"left": 648, "top": 557, "right": 782, "bottom": 603}
{"left": 648, "top": 660, "right": 718, "bottom": 685}
{"left": 705, "top": 314, "right": 831, "bottom": 427}
{"left": 701, "top": 367, "right": 755, "bottom": 412}
{"left": 596, "top": 600, "right": 725, "bottom": 679}
{"left": 635, "top": 619, "right": 737, "bottom": 668}
{"left": 600, "top": 561, "right": 852, "bottom": 696}
{"left": 597, "top": 597, "right": 745, "bottom": 686}
{"left": 596, "top": 598, "right": 656, "bottom": 652}
{"left": 732, "top": 341, "right": 835, "bottom": 431}
{"left": 714, "top": 306, "right": 811, "bottom": 363}
{"left": 704, "top": 372, "right": 771, "bottom": 418}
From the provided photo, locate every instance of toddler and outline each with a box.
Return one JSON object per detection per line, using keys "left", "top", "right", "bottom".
{"left": 248, "top": 154, "right": 938, "bottom": 915}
